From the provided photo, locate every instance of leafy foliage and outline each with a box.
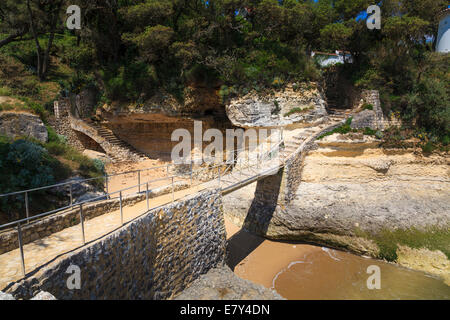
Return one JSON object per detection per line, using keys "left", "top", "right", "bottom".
{"left": 0, "top": 137, "right": 71, "bottom": 221}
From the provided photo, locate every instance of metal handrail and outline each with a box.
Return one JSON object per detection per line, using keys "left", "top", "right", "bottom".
{"left": 0, "top": 139, "right": 284, "bottom": 229}
{"left": 0, "top": 142, "right": 275, "bottom": 198}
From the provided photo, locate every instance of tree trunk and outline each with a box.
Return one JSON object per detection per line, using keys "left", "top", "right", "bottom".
{"left": 26, "top": 0, "right": 63, "bottom": 81}
{"left": 42, "top": 2, "right": 63, "bottom": 80}
{"left": 26, "top": 0, "right": 43, "bottom": 80}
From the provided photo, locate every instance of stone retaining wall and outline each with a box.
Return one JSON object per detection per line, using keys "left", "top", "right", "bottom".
{"left": 5, "top": 189, "right": 226, "bottom": 300}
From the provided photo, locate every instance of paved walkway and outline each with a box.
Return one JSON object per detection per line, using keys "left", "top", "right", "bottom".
{"left": 0, "top": 184, "right": 204, "bottom": 290}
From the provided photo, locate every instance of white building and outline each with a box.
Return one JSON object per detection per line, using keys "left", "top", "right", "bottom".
{"left": 311, "top": 50, "right": 353, "bottom": 67}
{"left": 436, "top": 8, "right": 450, "bottom": 53}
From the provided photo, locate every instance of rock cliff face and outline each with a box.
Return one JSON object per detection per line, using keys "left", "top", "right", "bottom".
{"left": 0, "top": 111, "right": 48, "bottom": 142}
{"left": 226, "top": 83, "right": 328, "bottom": 128}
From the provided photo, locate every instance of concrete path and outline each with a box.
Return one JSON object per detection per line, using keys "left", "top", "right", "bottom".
{"left": 0, "top": 184, "right": 204, "bottom": 290}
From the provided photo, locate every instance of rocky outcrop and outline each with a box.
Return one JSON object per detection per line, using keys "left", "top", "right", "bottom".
{"left": 0, "top": 111, "right": 48, "bottom": 142}
{"left": 396, "top": 246, "right": 450, "bottom": 286}
{"left": 223, "top": 137, "right": 450, "bottom": 257}
{"left": 98, "top": 85, "right": 223, "bottom": 119}
{"left": 174, "top": 265, "right": 284, "bottom": 300}
{"left": 226, "top": 83, "right": 328, "bottom": 128}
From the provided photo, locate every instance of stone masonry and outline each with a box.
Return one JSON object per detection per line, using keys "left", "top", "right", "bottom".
{"left": 351, "top": 90, "right": 385, "bottom": 131}
{"left": 5, "top": 189, "right": 226, "bottom": 300}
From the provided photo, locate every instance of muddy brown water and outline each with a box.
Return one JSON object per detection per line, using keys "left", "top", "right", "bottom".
{"left": 226, "top": 219, "right": 450, "bottom": 300}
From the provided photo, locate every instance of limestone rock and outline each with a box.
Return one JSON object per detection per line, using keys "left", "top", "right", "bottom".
{"left": 226, "top": 83, "right": 328, "bottom": 128}
{"left": 396, "top": 246, "right": 450, "bottom": 286}
{"left": 223, "top": 146, "right": 450, "bottom": 253}
{"left": 83, "top": 149, "right": 111, "bottom": 163}
{"left": 0, "top": 291, "right": 15, "bottom": 300}
{"left": 0, "top": 111, "right": 48, "bottom": 142}
{"left": 318, "top": 132, "right": 381, "bottom": 146}
{"left": 174, "top": 265, "right": 285, "bottom": 300}
{"left": 0, "top": 291, "right": 57, "bottom": 300}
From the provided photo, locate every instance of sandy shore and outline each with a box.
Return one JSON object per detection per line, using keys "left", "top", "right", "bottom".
{"left": 225, "top": 217, "right": 322, "bottom": 289}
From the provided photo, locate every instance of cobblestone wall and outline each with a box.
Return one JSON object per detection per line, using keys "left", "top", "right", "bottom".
{"left": 50, "top": 98, "right": 85, "bottom": 151}
{"left": 5, "top": 189, "right": 226, "bottom": 300}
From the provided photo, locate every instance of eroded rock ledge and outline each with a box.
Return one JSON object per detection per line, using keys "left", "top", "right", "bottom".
{"left": 223, "top": 137, "right": 450, "bottom": 281}
{"left": 226, "top": 83, "right": 328, "bottom": 128}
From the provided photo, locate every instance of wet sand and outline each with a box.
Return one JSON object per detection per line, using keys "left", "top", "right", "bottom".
{"left": 224, "top": 218, "right": 450, "bottom": 300}
{"left": 225, "top": 217, "right": 323, "bottom": 289}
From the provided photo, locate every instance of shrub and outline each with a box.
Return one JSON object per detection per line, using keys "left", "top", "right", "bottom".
{"left": 0, "top": 87, "right": 12, "bottom": 96}
{"left": 361, "top": 103, "right": 374, "bottom": 111}
{"left": 421, "top": 141, "right": 435, "bottom": 154}
{"left": 284, "top": 106, "right": 314, "bottom": 117}
{"left": 363, "top": 127, "right": 377, "bottom": 136}
{"left": 46, "top": 141, "right": 66, "bottom": 156}
{"left": 272, "top": 100, "right": 281, "bottom": 115}
{"left": 0, "top": 138, "right": 71, "bottom": 221}
{"left": 318, "top": 117, "right": 353, "bottom": 139}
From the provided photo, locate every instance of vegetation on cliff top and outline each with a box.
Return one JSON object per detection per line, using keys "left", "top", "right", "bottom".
{"left": 0, "top": 0, "right": 448, "bottom": 142}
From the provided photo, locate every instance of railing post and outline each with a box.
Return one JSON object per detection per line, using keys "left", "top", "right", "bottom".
{"left": 138, "top": 170, "right": 141, "bottom": 194}
{"left": 119, "top": 191, "right": 123, "bottom": 226}
{"left": 171, "top": 177, "right": 175, "bottom": 202}
{"left": 105, "top": 174, "right": 109, "bottom": 199}
{"left": 24, "top": 192, "right": 29, "bottom": 224}
{"left": 69, "top": 183, "right": 73, "bottom": 208}
{"left": 146, "top": 183, "right": 149, "bottom": 210}
{"left": 79, "top": 204, "right": 85, "bottom": 245}
{"left": 17, "top": 223, "right": 26, "bottom": 277}
{"left": 240, "top": 158, "right": 242, "bottom": 177}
